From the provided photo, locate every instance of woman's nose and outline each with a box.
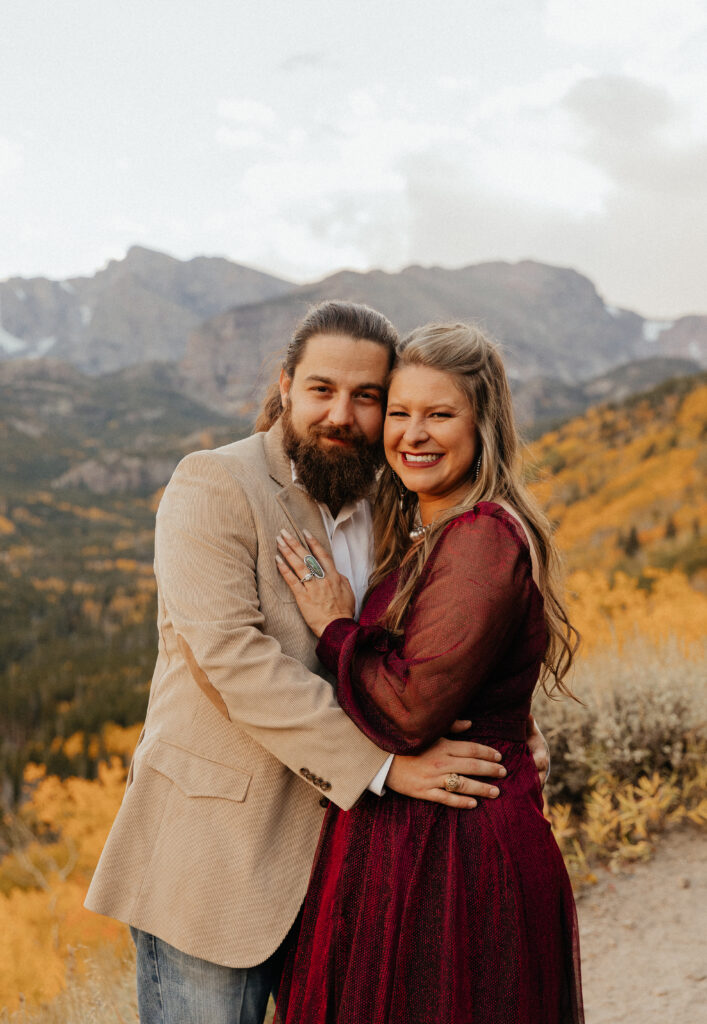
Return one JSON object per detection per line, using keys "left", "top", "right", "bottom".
{"left": 402, "top": 417, "right": 429, "bottom": 444}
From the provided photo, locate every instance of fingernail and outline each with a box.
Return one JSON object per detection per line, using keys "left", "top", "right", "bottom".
{"left": 303, "top": 528, "right": 313, "bottom": 538}
{"left": 275, "top": 554, "right": 284, "bottom": 564}
{"left": 494, "top": 752, "right": 502, "bottom": 762}
{"left": 282, "top": 529, "right": 293, "bottom": 539}
{"left": 490, "top": 786, "right": 500, "bottom": 797}
{"left": 498, "top": 766, "right": 507, "bottom": 777}
{"left": 468, "top": 799, "right": 477, "bottom": 808}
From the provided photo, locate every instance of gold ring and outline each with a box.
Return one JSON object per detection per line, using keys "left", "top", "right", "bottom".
{"left": 444, "top": 773, "right": 462, "bottom": 793}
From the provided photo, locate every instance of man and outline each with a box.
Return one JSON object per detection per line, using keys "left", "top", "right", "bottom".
{"left": 86, "top": 301, "right": 548, "bottom": 1024}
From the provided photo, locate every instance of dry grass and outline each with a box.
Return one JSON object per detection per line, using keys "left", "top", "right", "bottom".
{"left": 0, "top": 944, "right": 137, "bottom": 1024}
{"left": 0, "top": 943, "right": 278, "bottom": 1024}
{"left": 535, "top": 637, "right": 707, "bottom": 806}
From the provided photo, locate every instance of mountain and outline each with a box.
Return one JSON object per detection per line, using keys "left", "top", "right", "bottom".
{"left": 0, "top": 247, "right": 294, "bottom": 373}
{"left": 2, "top": 249, "right": 706, "bottom": 423}
{"left": 180, "top": 261, "right": 707, "bottom": 415}
{"left": 514, "top": 356, "right": 703, "bottom": 437}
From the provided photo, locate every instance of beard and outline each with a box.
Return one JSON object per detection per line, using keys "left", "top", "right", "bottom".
{"left": 281, "top": 406, "right": 383, "bottom": 513}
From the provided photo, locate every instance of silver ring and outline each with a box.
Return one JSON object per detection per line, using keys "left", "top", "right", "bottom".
{"left": 299, "top": 572, "right": 315, "bottom": 583}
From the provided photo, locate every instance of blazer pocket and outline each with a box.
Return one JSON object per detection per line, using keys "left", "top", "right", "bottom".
{"left": 147, "top": 739, "right": 251, "bottom": 802}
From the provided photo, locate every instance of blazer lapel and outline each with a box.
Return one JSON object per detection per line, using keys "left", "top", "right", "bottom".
{"left": 264, "top": 420, "right": 334, "bottom": 559}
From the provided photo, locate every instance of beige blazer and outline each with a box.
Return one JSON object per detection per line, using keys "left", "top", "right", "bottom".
{"left": 84, "top": 420, "right": 388, "bottom": 967}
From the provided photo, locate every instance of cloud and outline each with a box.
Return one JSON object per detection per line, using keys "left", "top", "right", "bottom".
{"left": 203, "top": 71, "right": 705, "bottom": 315}
{"left": 217, "top": 98, "right": 277, "bottom": 127}
{"left": 544, "top": 0, "right": 707, "bottom": 53}
{"left": 278, "top": 51, "right": 328, "bottom": 73}
{"left": 0, "top": 136, "right": 23, "bottom": 179}
{"left": 565, "top": 74, "right": 707, "bottom": 197}
{"left": 393, "top": 72, "right": 707, "bottom": 316}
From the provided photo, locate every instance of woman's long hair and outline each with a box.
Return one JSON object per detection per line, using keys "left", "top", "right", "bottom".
{"left": 369, "top": 322, "right": 579, "bottom": 698}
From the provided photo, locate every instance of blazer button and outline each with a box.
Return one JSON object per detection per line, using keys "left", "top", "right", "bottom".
{"left": 319, "top": 797, "right": 329, "bottom": 808}
{"left": 320, "top": 781, "right": 332, "bottom": 792}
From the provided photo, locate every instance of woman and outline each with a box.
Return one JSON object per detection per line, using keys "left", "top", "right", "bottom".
{"left": 274, "top": 323, "right": 583, "bottom": 1024}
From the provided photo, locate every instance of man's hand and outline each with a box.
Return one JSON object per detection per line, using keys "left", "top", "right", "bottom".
{"left": 526, "top": 713, "right": 550, "bottom": 788}
{"left": 386, "top": 722, "right": 507, "bottom": 809}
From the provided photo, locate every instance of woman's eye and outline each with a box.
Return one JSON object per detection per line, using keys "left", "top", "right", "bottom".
{"left": 386, "top": 410, "right": 407, "bottom": 417}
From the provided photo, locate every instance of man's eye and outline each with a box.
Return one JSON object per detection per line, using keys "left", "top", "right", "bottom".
{"left": 357, "top": 392, "right": 380, "bottom": 402}
{"left": 311, "top": 386, "right": 330, "bottom": 394}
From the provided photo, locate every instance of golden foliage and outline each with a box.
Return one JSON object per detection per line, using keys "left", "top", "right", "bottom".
{"left": 567, "top": 568, "right": 707, "bottom": 653}
{"left": 0, "top": 760, "right": 131, "bottom": 1012}
{"left": 527, "top": 379, "right": 707, "bottom": 576}
{"left": 547, "top": 762, "right": 707, "bottom": 889}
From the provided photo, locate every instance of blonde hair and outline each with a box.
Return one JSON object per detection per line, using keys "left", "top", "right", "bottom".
{"left": 370, "top": 322, "right": 579, "bottom": 698}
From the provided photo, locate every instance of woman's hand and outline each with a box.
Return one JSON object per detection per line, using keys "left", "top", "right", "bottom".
{"left": 276, "top": 529, "right": 355, "bottom": 637}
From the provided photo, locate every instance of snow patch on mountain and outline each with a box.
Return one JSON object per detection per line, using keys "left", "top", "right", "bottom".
{"left": 643, "top": 320, "right": 674, "bottom": 343}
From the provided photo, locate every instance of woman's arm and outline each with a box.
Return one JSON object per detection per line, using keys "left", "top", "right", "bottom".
{"left": 278, "top": 510, "right": 535, "bottom": 754}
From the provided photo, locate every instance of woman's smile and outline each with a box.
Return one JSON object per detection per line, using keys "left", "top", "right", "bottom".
{"left": 400, "top": 451, "right": 444, "bottom": 466}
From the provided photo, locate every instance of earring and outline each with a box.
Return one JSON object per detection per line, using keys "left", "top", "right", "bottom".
{"left": 392, "top": 472, "right": 406, "bottom": 512}
{"left": 474, "top": 452, "right": 482, "bottom": 480}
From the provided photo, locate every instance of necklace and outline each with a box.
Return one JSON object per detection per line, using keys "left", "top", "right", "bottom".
{"left": 408, "top": 521, "right": 433, "bottom": 541}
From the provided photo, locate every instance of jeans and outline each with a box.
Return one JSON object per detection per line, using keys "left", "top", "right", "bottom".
{"left": 130, "top": 926, "right": 289, "bottom": 1024}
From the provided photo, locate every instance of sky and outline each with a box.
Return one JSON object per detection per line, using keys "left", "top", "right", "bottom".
{"left": 1, "top": 0, "right": 706, "bottom": 317}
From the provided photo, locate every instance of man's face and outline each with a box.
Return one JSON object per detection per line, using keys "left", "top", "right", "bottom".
{"left": 279, "top": 333, "right": 390, "bottom": 511}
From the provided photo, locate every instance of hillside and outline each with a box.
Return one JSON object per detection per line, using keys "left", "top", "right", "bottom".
{"left": 0, "top": 368, "right": 245, "bottom": 800}
{"left": 528, "top": 372, "right": 707, "bottom": 580}
{"left": 0, "top": 358, "right": 237, "bottom": 496}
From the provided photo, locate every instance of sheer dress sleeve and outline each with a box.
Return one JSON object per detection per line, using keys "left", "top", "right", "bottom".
{"left": 316, "top": 508, "right": 534, "bottom": 754}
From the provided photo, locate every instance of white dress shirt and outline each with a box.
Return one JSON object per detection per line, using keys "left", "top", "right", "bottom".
{"left": 292, "top": 466, "right": 393, "bottom": 794}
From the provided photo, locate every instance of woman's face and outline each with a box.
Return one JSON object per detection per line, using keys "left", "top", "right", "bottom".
{"left": 384, "top": 364, "right": 478, "bottom": 517}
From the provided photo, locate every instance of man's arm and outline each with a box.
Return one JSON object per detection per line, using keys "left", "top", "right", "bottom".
{"left": 155, "top": 451, "right": 388, "bottom": 810}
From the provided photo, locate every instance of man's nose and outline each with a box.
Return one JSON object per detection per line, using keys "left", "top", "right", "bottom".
{"left": 327, "top": 394, "right": 355, "bottom": 426}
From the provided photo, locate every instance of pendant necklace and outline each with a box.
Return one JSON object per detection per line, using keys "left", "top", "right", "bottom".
{"left": 409, "top": 521, "right": 433, "bottom": 541}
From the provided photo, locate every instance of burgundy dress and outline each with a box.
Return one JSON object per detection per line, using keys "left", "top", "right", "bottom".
{"left": 275, "top": 504, "right": 583, "bottom": 1024}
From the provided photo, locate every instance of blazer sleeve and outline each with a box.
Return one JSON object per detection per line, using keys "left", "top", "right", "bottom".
{"left": 154, "top": 450, "right": 388, "bottom": 810}
{"left": 316, "top": 511, "right": 534, "bottom": 754}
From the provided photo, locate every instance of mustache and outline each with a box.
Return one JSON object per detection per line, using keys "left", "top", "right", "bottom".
{"left": 308, "top": 424, "right": 365, "bottom": 444}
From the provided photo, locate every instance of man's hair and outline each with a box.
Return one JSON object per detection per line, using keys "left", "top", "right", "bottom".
{"left": 253, "top": 300, "right": 399, "bottom": 432}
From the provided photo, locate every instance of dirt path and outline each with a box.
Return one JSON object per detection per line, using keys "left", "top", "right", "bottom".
{"left": 577, "top": 827, "right": 707, "bottom": 1023}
